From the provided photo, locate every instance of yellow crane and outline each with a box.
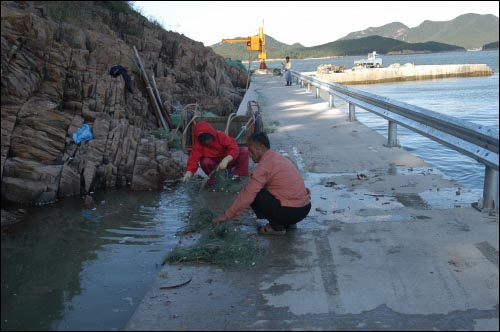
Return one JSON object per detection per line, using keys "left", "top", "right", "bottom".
{"left": 222, "top": 22, "right": 267, "bottom": 69}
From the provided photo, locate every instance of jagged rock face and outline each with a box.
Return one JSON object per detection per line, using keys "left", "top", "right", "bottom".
{"left": 0, "top": 1, "right": 247, "bottom": 205}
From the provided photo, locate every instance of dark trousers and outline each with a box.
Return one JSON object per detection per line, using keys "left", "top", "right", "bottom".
{"left": 250, "top": 188, "right": 311, "bottom": 231}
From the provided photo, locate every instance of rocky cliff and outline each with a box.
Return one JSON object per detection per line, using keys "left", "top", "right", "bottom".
{"left": 1, "top": 1, "right": 248, "bottom": 206}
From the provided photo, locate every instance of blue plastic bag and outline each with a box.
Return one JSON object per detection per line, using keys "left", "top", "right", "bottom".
{"left": 73, "top": 124, "right": 93, "bottom": 144}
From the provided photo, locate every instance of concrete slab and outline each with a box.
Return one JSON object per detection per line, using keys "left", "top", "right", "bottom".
{"left": 312, "top": 64, "right": 493, "bottom": 85}
{"left": 126, "top": 74, "right": 499, "bottom": 331}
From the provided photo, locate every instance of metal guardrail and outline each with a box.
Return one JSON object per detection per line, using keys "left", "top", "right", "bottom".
{"left": 291, "top": 70, "right": 499, "bottom": 210}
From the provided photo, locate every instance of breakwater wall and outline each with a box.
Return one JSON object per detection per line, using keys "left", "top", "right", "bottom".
{"left": 307, "top": 64, "right": 493, "bottom": 85}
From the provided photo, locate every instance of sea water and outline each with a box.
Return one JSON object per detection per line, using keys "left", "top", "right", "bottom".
{"left": 1, "top": 187, "right": 191, "bottom": 331}
{"left": 263, "top": 50, "right": 499, "bottom": 191}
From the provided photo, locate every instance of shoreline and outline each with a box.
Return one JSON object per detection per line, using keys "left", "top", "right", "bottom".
{"left": 239, "top": 49, "right": 499, "bottom": 64}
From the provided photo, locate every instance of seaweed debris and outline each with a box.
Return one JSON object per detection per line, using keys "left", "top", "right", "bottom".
{"left": 165, "top": 204, "right": 262, "bottom": 267}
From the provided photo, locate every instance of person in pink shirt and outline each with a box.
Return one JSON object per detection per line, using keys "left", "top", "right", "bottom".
{"left": 212, "top": 132, "right": 311, "bottom": 235}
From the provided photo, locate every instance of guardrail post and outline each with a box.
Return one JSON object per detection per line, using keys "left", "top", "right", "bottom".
{"left": 482, "top": 167, "right": 499, "bottom": 209}
{"left": 316, "top": 87, "right": 320, "bottom": 99}
{"left": 296, "top": 72, "right": 498, "bottom": 211}
{"left": 329, "top": 93, "right": 334, "bottom": 108}
{"left": 387, "top": 121, "right": 398, "bottom": 147}
{"left": 348, "top": 103, "right": 356, "bottom": 122}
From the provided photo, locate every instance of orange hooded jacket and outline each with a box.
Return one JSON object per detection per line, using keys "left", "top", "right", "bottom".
{"left": 185, "top": 121, "right": 240, "bottom": 174}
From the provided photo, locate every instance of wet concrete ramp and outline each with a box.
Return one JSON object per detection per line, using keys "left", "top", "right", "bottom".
{"left": 126, "top": 75, "right": 499, "bottom": 331}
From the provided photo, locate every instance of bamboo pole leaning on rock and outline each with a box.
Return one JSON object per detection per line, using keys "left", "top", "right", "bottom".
{"left": 132, "top": 46, "right": 169, "bottom": 131}
{"left": 151, "top": 74, "right": 173, "bottom": 129}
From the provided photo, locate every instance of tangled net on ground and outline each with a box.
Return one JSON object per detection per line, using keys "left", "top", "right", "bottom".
{"left": 210, "top": 170, "right": 248, "bottom": 193}
{"left": 165, "top": 205, "right": 263, "bottom": 267}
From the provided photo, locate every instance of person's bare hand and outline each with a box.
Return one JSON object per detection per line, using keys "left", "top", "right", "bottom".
{"left": 182, "top": 171, "right": 192, "bottom": 182}
{"left": 217, "top": 156, "right": 233, "bottom": 170}
{"left": 211, "top": 214, "right": 227, "bottom": 227}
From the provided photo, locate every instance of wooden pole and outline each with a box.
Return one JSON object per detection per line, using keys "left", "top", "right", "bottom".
{"left": 133, "top": 46, "right": 169, "bottom": 131}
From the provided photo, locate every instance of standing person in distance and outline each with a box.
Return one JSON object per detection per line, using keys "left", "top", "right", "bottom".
{"left": 282, "top": 56, "right": 292, "bottom": 86}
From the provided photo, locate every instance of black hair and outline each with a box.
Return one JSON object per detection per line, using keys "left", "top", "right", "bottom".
{"left": 248, "top": 131, "right": 270, "bottom": 149}
{"left": 286, "top": 56, "right": 290, "bottom": 60}
{"left": 198, "top": 133, "right": 214, "bottom": 144}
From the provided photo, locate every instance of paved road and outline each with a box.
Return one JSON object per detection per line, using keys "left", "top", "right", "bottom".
{"left": 126, "top": 74, "right": 499, "bottom": 331}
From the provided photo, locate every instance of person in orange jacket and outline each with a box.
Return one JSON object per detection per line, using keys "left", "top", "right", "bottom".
{"left": 182, "top": 121, "right": 249, "bottom": 186}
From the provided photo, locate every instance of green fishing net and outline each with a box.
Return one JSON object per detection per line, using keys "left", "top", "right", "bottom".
{"left": 165, "top": 203, "right": 262, "bottom": 267}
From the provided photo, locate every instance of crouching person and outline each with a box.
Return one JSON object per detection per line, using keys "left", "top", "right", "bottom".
{"left": 212, "top": 132, "right": 311, "bottom": 235}
{"left": 182, "top": 121, "right": 249, "bottom": 187}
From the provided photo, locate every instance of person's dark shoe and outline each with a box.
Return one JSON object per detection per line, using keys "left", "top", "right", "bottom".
{"left": 258, "top": 224, "right": 286, "bottom": 236}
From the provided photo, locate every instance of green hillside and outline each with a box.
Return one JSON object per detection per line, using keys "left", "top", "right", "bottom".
{"left": 211, "top": 13, "right": 497, "bottom": 60}
{"left": 406, "top": 14, "right": 499, "bottom": 50}
{"left": 483, "top": 41, "right": 499, "bottom": 50}
{"left": 339, "top": 13, "right": 498, "bottom": 50}
{"left": 340, "top": 22, "right": 410, "bottom": 41}
{"left": 211, "top": 35, "right": 464, "bottom": 60}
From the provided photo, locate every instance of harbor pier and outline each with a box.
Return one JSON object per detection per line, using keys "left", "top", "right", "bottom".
{"left": 308, "top": 63, "right": 493, "bottom": 85}
{"left": 126, "top": 74, "right": 499, "bottom": 331}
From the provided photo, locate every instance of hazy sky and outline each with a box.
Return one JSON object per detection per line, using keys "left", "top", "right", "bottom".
{"left": 133, "top": 1, "right": 499, "bottom": 47}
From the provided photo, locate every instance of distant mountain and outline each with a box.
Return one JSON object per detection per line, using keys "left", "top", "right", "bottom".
{"left": 339, "top": 13, "right": 499, "bottom": 50}
{"left": 340, "top": 22, "right": 410, "bottom": 41}
{"left": 211, "top": 13, "right": 495, "bottom": 60}
{"left": 483, "top": 41, "right": 499, "bottom": 50}
{"left": 299, "top": 35, "right": 463, "bottom": 57}
{"left": 211, "top": 35, "right": 464, "bottom": 60}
